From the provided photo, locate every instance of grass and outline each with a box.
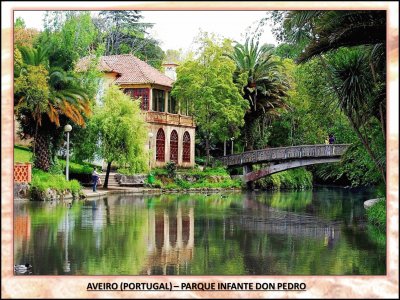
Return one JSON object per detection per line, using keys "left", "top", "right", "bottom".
{"left": 14, "top": 146, "right": 32, "bottom": 163}
{"left": 146, "top": 166, "right": 242, "bottom": 190}
{"left": 366, "top": 199, "right": 386, "bottom": 231}
{"left": 30, "top": 169, "right": 82, "bottom": 199}
{"left": 14, "top": 146, "right": 93, "bottom": 175}
{"left": 14, "top": 146, "right": 86, "bottom": 200}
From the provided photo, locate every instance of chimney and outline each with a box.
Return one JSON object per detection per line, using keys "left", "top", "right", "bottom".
{"left": 162, "top": 62, "right": 178, "bottom": 81}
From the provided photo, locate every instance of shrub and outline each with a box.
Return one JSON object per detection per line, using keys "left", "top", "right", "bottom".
{"left": 164, "top": 182, "right": 179, "bottom": 190}
{"left": 366, "top": 199, "right": 386, "bottom": 231}
{"left": 59, "top": 160, "right": 93, "bottom": 175}
{"left": 30, "top": 169, "right": 82, "bottom": 200}
{"left": 256, "top": 168, "right": 313, "bottom": 190}
{"left": 152, "top": 168, "right": 168, "bottom": 176}
{"left": 165, "top": 161, "right": 177, "bottom": 178}
{"left": 195, "top": 156, "right": 206, "bottom": 165}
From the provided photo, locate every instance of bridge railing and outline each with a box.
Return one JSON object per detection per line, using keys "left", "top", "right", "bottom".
{"left": 217, "top": 144, "right": 351, "bottom": 167}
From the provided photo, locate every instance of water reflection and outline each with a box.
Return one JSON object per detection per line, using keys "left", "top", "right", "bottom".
{"left": 14, "top": 188, "right": 385, "bottom": 275}
{"left": 144, "top": 207, "right": 194, "bottom": 275}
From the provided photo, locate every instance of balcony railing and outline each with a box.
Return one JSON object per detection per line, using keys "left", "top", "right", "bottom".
{"left": 142, "top": 111, "right": 195, "bottom": 127}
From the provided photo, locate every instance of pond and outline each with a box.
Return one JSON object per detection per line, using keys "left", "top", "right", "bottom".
{"left": 14, "top": 187, "right": 385, "bottom": 275}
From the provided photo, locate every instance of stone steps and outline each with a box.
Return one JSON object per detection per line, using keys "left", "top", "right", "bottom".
{"left": 98, "top": 173, "right": 120, "bottom": 186}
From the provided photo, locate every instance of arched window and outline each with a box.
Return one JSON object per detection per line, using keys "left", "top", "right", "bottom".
{"left": 182, "top": 132, "right": 191, "bottom": 162}
{"left": 170, "top": 130, "right": 178, "bottom": 163}
{"left": 156, "top": 129, "right": 165, "bottom": 162}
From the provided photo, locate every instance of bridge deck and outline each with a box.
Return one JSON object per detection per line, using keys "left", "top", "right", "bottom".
{"left": 217, "top": 144, "right": 350, "bottom": 167}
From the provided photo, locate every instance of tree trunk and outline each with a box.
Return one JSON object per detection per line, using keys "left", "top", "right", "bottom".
{"left": 379, "top": 102, "right": 386, "bottom": 141}
{"left": 205, "top": 138, "right": 210, "bottom": 166}
{"left": 34, "top": 134, "right": 51, "bottom": 171}
{"left": 244, "top": 119, "right": 254, "bottom": 151}
{"left": 103, "top": 161, "right": 112, "bottom": 189}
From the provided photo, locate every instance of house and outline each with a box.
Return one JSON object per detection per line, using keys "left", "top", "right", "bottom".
{"left": 76, "top": 54, "right": 195, "bottom": 168}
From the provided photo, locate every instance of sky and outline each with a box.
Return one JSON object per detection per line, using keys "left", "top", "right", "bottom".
{"left": 13, "top": 10, "right": 276, "bottom": 52}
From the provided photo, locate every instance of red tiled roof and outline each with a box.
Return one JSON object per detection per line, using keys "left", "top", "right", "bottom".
{"left": 76, "top": 54, "right": 174, "bottom": 87}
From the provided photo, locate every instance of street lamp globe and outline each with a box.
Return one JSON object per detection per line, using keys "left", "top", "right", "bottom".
{"left": 148, "top": 132, "right": 154, "bottom": 138}
{"left": 64, "top": 124, "right": 72, "bottom": 132}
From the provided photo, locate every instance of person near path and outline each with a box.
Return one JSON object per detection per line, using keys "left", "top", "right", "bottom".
{"left": 92, "top": 169, "right": 100, "bottom": 192}
{"left": 329, "top": 134, "right": 335, "bottom": 144}
{"left": 325, "top": 136, "right": 329, "bottom": 145}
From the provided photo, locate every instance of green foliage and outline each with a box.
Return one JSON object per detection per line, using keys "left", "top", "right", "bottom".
{"left": 151, "top": 167, "right": 168, "bottom": 176}
{"left": 366, "top": 199, "right": 386, "bottom": 232}
{"left": 96, "top": 10, "right": 165, "bottom": 69}
{"left": 315, "top": 142, "right": 382, "bottom": 187}
{"left": 151, "top": 166, "right": 240, "bottom": 190}
{"left": 195, "top": 156, "right": 206, "bottom": 166}
{"left": 14, "top": 64, "right": 50, "bottom": 121}
{"left": 87, "top": 85, "right": 148, "bottom": 174}
{"left": 269, "top": 11, "right": 386, "bottom": 185}
{"left": 162, "top": 177, "right": 241, "bottom": 190}
{"left": 42, "top": 11, "right": 100, "bottom": 70}
{"left": 14, "top": 146, "right": 93, "bottom": 175}
{"left": 14, "top": 34, "right": 94, "bottom": 171}
{"left": 30, "top": 169, "right": 81, "bottom": 197}
{"left": 14, "top": 17, "right": 26, "bottom": 29}
{"left": 59, "top": 160, "right": 93, "bottom": 175}
{"left": 366, "top": 224, "right": 386, "bottom": 248}
{"left": 228, "top": 37, "right": 290, "bottom": 150}
{"left": 165, "top": 161, "right": 177, "bottom": 179}
{"left": 256, "top": 168, "right": 313, "bottom": 190}
{"left": 172, "top": 32, "right": 249, "bottom": 162}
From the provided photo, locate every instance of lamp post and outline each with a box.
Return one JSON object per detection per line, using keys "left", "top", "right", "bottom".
{"left": 224, "top": 139, "right": 227, "bottom": 156}
{"left": 230, "top": 137, "right": 235, "bottom": 155}
{"left": 64, "top": 124, "right": 72, "bottom": 181}
{"left": 148, "top": 132, "right": 154, "bottom": 169}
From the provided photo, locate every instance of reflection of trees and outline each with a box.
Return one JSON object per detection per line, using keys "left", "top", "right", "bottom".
{"left": 255, "top": 190, "right": 312, "bottom": 211}
{"left": 71, "top": 196, "right": 148, "bottom": 275}
{"left": 14, "top": 189, "right": 384, "bottom": 275}
{"left": 16, "top": 197, "right": 148, "bottom": 275}
{"left": 234, "top": 192, "right": 385, "bottom": 275}
{"left": 254, "top": 187, "right": 371, "bottom": 225}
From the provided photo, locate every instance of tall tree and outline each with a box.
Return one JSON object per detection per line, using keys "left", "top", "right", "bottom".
{"left": 228, "top": 37, "right": 290, "bottom": 150}
{"left": 14, "top": 17, "right": 39, "bottom": 48}
{"left": 269, "top": 10, "right": 386, "bottom": 183}
{"left": 14, "top": 46, "right": 92, "bottom": 171}
{"left": 95, "top": 10, "right": 165, "bottom": 69}
{"left": 41, "top": 11, "right": 100, "bottom": 70}
{"left": 172, "top": 33, "right": 249, "bottom": 164}
{"left": 88, "top": 85, "right": 148, "bottom": 188}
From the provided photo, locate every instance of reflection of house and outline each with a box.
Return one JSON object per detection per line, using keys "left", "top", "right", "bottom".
{"left": 77, "top": 55, "right": 195, "bottom": 168}
{"left": 15, "top": 215, "right": 31, "bottom": 240}
{"left": 143, "top": 207, "right": 194, "bottom": 275}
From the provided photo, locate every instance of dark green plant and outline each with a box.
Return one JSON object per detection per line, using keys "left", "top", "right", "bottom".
{"left": 30, "top": 168, "right": 82, "bottom": 200}
{"left": 366, "top": 199, "right": 386, "bottom": 232}
{"left": 165, "top": 161, "right": 177, "bottom": 179}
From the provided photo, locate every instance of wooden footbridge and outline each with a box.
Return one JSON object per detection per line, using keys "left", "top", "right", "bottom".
{"left": 216, "top": 144, "right": 350, "bottom": 185}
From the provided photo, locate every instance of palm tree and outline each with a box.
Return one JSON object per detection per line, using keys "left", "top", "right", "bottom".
{"left": 228, "top": 37, "right": 290, "bottom": 150}
{"left": 329, "top": 49, "right": 386, "bottom": 182}
{"left": 278, "top": 10, "right": 386, "bottom": 183}
{"left": 14, "top": 46, "right": 91, "bottom": 171}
